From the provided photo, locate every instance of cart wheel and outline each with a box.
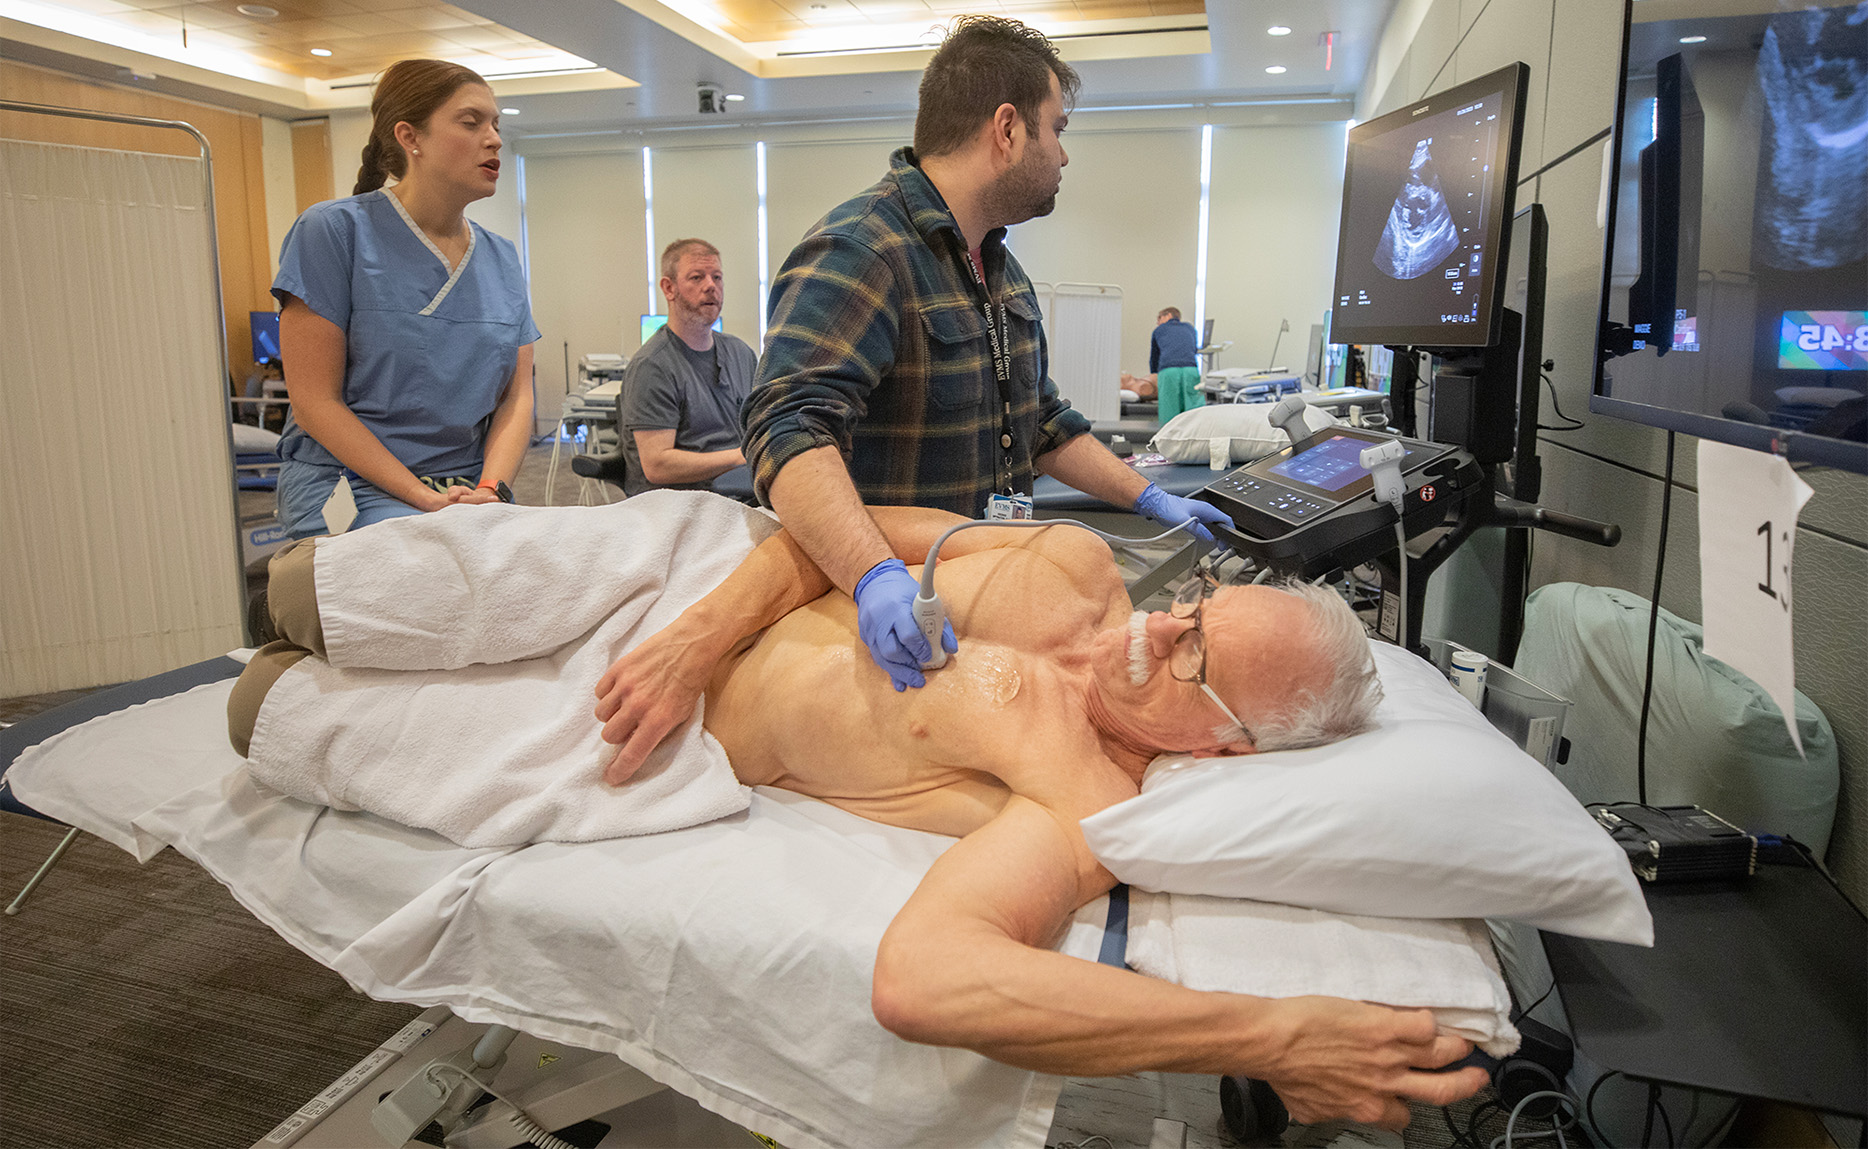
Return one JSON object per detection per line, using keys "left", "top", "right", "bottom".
{"left": 1219, "top": 1075, "right": 1289, "bottom": 1146}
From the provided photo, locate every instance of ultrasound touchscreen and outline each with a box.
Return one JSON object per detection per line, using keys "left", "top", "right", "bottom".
{"left": 1269, "top": 435, "right": 1374, "bottom": 492}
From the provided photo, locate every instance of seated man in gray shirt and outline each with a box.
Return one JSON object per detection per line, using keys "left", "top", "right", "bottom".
{"left": 620, "top": 238, "right": 758, "bottom": 497}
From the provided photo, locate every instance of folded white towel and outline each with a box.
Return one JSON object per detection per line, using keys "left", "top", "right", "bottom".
{"left": 1126, "top": 890, "right": 1520, "bottom": 1057}
{"left": 246, "top": 491, "right": 779, "bottom": 848}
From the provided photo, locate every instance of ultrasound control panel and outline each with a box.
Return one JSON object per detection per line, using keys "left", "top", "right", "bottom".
{"left": 1210, "top": 473, "right": 1336, "bottom": 524}
{"left": 1197, "top": 427, "right": 1481, "bottom": 576}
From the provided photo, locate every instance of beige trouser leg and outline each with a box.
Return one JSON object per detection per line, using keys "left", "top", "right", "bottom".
{"left": 227, "top": 641, "right": 310, "bottom": 757}
{"left": 266, "top": 536, "right": 326, "bottom": 655}
{"left": 226, "top": 538, "right": 326, "bottom": 757}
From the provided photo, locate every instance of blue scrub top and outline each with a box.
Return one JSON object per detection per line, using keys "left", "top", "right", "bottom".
{"left": 271, "top": 189, "right": 540, "bottom": 478}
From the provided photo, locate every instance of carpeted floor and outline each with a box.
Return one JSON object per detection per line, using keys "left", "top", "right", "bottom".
{"left": 0, "top": 810, "right": 422, "bottom": 1149}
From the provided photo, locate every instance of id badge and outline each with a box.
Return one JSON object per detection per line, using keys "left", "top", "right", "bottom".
{"left": 321, "top": 474, "right": 358, "bottom": 535}
{"left": 985, "top": 493, "right": 1034, "bottom": 521}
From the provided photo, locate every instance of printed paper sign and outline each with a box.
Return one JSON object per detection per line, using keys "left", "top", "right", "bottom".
{"left": 1697, "top": 440, "right": 1815, "bottom": 753}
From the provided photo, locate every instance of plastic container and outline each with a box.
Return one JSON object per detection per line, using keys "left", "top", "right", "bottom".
{"left": 1424, "top": 637, "right": 1572, "bottom": 772}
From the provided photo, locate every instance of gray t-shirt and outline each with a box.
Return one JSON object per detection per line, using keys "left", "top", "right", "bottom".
{"left": 618, "top": 325, "right": 757, "bottom": 497}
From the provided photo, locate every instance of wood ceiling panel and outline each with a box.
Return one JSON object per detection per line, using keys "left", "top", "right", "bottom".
{"left": 264, "top": 15, "right": 357, "bottom": 39}
{"left": 711, "top": 0, "right": 796, "bottom": 24}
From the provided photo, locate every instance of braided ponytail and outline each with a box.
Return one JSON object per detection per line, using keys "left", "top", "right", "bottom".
{"left": 352, "top": 135, "right": 389, "bottom": 196}
{"left": 351, "top": 59, "right": 488, "bottom": 198}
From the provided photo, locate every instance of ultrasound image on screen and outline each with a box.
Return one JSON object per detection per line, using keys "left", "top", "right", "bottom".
{"left": 1331, "top": 87, "right": 1511, "bottom": 344}
{"left": 1753, "top": 6, "right": 1867, "bottom": 272}
{"left": 1374, "top": 140, "right": 1464, "bottom": 280}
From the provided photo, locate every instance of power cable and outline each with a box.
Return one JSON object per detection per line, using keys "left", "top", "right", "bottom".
{"left": 1537, "top": 374, "right": 1584, "bottom": 431}
{"left": 1636, "top": 431, "right": 1676, "bottom": 803}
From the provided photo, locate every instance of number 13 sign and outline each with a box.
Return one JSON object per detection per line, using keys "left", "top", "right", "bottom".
{"left": 1698, "top": 440, "right": 1815, "bottom": 754}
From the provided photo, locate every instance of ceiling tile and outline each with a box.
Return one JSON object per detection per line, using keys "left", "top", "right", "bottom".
{"left": 386, "top": 6, "right": 483, "bottom": 33}
{"left": 433, "top": 23, "right": 524, "bottom": 49}
{"left": 846, "top": 0, "right": 934, "bottom": 14}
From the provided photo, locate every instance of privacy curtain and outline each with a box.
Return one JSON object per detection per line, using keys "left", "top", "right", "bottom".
{"left": 0, "top": 137, "right": 243, "bottom": 694}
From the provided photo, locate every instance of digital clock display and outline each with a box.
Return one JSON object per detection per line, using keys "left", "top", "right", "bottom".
{"left": 1778, "top": 310, "right": 1868, "bottom": 371}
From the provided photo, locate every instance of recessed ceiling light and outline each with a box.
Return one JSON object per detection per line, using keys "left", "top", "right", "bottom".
{"left": 500, "top": 107, "right": 520, "bottom": 115}
{"left": 1679, "top": 34, "right": 1707, "bottom": 43}
{"left": 1267, "top": 25, "right": 1291, "bottom": 36}
{"left": 309, "top": 47, "right": 332, "bottom": 56}
{"left": 1266, "top": 65, "right": 1288, "bottom": 74}
{"left": 236, "top": 4, "right": 279, "bottom": 17}
{"left": 724, "top": 93, "right": 745, "bottom": 102}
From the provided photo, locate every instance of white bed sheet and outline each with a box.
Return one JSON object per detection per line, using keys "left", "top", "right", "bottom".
{"left": 9, "top": 677, "right": 1096, "bottom": 1149}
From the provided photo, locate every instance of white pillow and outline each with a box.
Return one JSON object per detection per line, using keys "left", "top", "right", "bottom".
{"left": 230, "top": 422, "right": 281, "bottom": 453}
{"left": 1080, "top": 642, "right": 1653, "bottom": 945}
{"left": 1150, "top": 402, "right": 1340, "bottom": 465}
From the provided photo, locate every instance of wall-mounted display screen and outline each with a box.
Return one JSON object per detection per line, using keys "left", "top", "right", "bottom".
{"left": 1327, "top": 63, "right": 1529, "bottom": 349}
{"left": 1778, "top": 311, "right": 1868, "bottom": 371}
{"left": 1592, "top": 1, "right": 1866, "bottom": 472}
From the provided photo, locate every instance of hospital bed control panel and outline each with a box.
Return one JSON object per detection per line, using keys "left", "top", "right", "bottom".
{"left": 1196, "top": 427, "right": 1482, "bottom": 578}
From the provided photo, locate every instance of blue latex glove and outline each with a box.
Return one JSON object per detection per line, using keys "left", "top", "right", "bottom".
{"left": 853, "top": 558, "right": 958, "bottom": 692}
{"left": 1133, "top": 482, "right": 1232, "bottom": 548}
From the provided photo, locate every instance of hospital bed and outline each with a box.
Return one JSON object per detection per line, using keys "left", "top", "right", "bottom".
{"left": 4, "top": 495, "right": 1643, "bottom": 1149}
{"left": 1, "top": 655, "right": 1112, "bottom": 1148}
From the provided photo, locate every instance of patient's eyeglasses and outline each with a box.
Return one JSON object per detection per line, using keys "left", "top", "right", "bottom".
{"left": 1168, "top": 566, "right": 1255, "bottom": 747}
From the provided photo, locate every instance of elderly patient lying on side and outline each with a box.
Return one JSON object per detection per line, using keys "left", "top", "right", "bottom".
{"left": 233, "top": 504, "right": 1488, "bottom": 1129}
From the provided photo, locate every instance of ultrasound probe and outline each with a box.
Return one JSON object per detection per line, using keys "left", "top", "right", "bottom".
{"left": 912, "top": 517, "right": 1208, "bottom": 671}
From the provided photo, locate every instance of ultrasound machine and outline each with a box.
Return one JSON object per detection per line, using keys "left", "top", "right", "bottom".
{"left": 1194, "top": 62, "right": 1620, "bottom": 656}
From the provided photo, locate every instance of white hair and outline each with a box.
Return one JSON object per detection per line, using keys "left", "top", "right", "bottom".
{"left": 1234, "top": 579, "right": 1383, "bottom": 752}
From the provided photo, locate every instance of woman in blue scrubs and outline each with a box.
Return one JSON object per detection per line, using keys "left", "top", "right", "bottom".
{"left": 272, "top": 59, "right": 539, "bottom": 536}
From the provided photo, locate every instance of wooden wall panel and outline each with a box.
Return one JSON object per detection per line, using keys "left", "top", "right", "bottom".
{"left": 291, "top": 118, "right": 333, "bottom": 210}
{"left": 0, "top": 60, "right": 274, "bottom": 381}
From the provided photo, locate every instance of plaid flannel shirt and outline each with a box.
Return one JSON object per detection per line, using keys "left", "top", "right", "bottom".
{"left": 744, "top": 147, "right": 1091, "bottom": 517}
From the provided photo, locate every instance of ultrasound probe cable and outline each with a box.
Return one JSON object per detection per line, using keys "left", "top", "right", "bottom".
{"left": 911, "top": 516, "right": 1207, "bottom": 670}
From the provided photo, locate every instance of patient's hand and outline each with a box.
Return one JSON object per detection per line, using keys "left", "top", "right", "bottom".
{"left": 1255, "top": 998, "right": 1487, "bottom": 1130}
{"left": 594, "top": 622, "right": 721, "bottom": 785}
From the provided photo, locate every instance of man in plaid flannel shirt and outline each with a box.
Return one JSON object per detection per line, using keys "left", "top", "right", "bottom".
{"left": 744, "top": 15, "right": 1230, "bottom": 693}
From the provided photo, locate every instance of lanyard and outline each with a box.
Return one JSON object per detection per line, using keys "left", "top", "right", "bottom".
{"left": 962, "top": 249, "right": 1019, "bottom": 495}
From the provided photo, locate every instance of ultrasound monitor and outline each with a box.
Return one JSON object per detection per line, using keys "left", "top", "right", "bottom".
{"left": 1328, "top": 63, "right": 1530, "bottom": 349}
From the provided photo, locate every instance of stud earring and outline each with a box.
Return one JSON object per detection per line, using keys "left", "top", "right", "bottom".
{"left": 413, "top": 148, "right": 421, "bottom": 156}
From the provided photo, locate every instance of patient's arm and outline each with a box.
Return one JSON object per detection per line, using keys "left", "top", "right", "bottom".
{"left": 596, "top": 507, "right": 1110, "bottom": 782}
{"left": 871, "top": 797, "right": 1489, "bottom": 1130}
{"left": 596, "top": 527, "right": 831, "bottom": 781}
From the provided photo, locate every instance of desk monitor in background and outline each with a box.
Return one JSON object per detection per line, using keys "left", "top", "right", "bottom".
{"left": 1592, "top": 1, "right": 1866, "bottom": 475}
{"left": 640, "top": 314, "right": 723, "bottom": 347}
{"left": 250, "top": 310, "right": 281, "bottom": 366}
